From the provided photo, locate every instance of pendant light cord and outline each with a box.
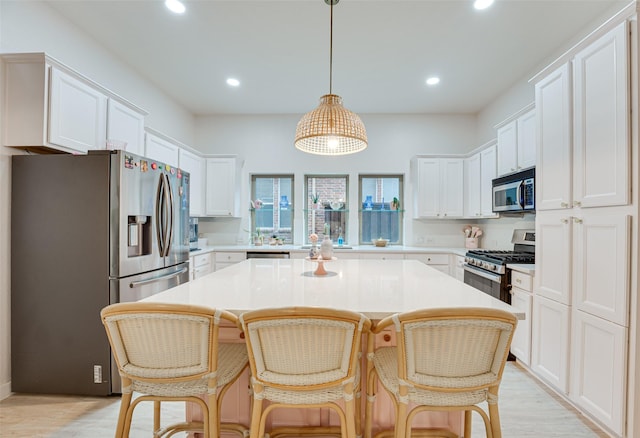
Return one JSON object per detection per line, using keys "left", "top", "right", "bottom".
{"left": 329, "top": 0, "right": 333, "bottom": 94}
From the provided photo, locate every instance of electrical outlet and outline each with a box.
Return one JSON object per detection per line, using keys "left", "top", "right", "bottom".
{"left": 93, "top": 365, "right": 102, "bottom": 384}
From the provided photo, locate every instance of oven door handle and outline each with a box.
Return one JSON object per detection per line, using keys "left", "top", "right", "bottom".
{"left": 464, "top": 265, "right": 502, "bottom": 283}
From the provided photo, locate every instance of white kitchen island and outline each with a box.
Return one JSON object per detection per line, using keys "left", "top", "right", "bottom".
{"left": 141, "top": 258, "right": 523, "bottom": 437}
{"left": 142, "top": 258, "right": 523, "bottom": 319}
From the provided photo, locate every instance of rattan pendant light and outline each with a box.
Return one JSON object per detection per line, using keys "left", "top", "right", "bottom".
{"left": 294, "top": 0, "right": 367, "bottom": 155}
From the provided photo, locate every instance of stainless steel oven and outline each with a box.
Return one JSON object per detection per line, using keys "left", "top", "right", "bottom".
{"left": 463, "top": 265, "right": 506, "bottom": 301}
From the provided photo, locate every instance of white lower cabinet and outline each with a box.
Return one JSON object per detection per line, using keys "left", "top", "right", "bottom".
{"left": 405, "top": 253, "right": 450, "bottom": 274}
{"left": 509, "top": 270, "right": 533, "bottom": 366}
{"left": 359, "top": 253, "right": 404, "bottom": 261}
{"left": 191, "top": 252, "right": 213, "bottom": 280}
{"left": 214, "top": 251, "right": 245, "bottom": 271}
{"left": 570, "top": 309, "right": 626, "bottom": 435}
{"left": 531, "top": 294, "right": 570, "bottom": 394}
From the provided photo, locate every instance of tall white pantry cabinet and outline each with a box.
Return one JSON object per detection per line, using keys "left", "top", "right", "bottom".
{"left": 532, "top": 7, "right": 639, "bottom": 438}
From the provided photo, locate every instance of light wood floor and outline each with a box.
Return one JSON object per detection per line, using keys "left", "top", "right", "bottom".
{"left": 0, "top": 362, "right": 611, "bottom": 437}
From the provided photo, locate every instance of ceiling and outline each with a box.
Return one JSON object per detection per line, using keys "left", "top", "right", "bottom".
{"left": 45, "top": 0, "right": 628, "bottom": 116}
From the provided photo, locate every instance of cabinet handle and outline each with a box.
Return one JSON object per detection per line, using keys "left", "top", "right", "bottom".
{"left": 383, "top": 334, "right": 391, "bottom": 342}
{"left": 573, "top": 201, "right": 582, "bottom": 207}
{"left": 574, "top": 218, "right": 583, "bottom": 224}
{"left": 443, "top": 213, "right": 447, "bottom": 217}
{"left": 561, "top": 218, "right": 569, "bottom": 224}
{"left": 560, "top": 202, "right": 569, "bottom": 208}
{"left": 515, "top": 278, "right": 522, "bottom": 284}
{"left": 239, "top": 332, "right": 245, "bottom": 339}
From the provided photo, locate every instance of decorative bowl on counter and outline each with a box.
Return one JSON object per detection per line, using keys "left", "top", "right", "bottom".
{"left": 373, "top": 238, "right": 389, "bottom": 247}
{"left": 329, "top": 201, "right": 344, "bottom": 210}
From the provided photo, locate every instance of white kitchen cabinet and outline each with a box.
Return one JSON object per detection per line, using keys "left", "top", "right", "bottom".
{"left": 191, "top": 252, "right": 213, "bottom": 280}
{"left": 49, "top": 67, "right": 108, "bottom": 153}
{"left": 2, "top": 52, "right": 147, "bottom": 155}
{"left": 205, "top": 157, "right": 241, "bottom": 217}
{"left": 509, "top": 270, "right": 533, "bottom": 366}
{"left": 145, "top": 131, "right": 180, "bottom": 168}
{"left": 572, "top": 213, "right": 630, "bottom": 326}
{"left": 479, "top": 144, "right": 498, "bottom": 217}
{"left": 452, "top": 255, "right": 465, "bottom": 282}
{"left": 412, "top": 157, "right": 464, "bottom": 219}
{"left": 531, "top": 294, "right": 571, "bottom": 394}
{"left": 573, "top": 21, "right": 629, "bottom": 209}
{"left": 106, "top": 99, "right": 146, "bottom": 155}
{"left": 179, "top": 149, "right": 205, "bottom": 217}
{"left": 535, "top": 63, "right": 572, "bottom": 211}
{"left": 570, "top": 309, "right": 627, "bottom": 435}
{"left": 405, "top": 253, "right": 450, "bottom": 274}
{"left": 463, "top": 152, "right": 481, "bottom": 218}
{"left": 496, "top": 107, "right": 535, "bottom": 177}
{"left": 214, "top": 251, "right": 245, "bottom": 271}
{"left": 536, "top": 22, "right": 630, "bottom": 211}
{"left": 359, "top": 253, "right": 404, "bottom": 261}
{"left": 535, "top": 212, "right": 572, "bottom": 305}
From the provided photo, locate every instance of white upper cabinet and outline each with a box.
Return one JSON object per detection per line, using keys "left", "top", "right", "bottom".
{"left": 479, "top": 144, "right": 498, "bottom": 217}
{"left": 49, "top": 68, "right": 108, "bottom": 153}
{"left": 535, "top": 63, "right": 573, "bottom": 211}
{"left": 179, "top": 149, "right": 205, "bottom": 217}
{"left": 496, "top": 107, "right": 536, "bottom": 177}
{"left": 145, "top": 131, "right": 180, "bottom": 168}
{"left": 107, "top": 99, "right": 146, "bottom": 155}
{"left": 573, "top": 21, "right": 629, "bottom": 209}
{"left": 2, "top": 53, "right": 147, "bottom": 154}
{"left": 464, "top": 153, "right": 481, "bottom": 218}
{"left": 205, "top": 157, "right": 241, "bottom": 217}
{"left": 412, "top": 157, "right": 464, "bottom": 219}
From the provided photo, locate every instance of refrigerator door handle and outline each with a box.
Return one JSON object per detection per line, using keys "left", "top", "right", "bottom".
{"left": 128, "top": 266, "right": 189, "bottom": 289}
{"left": 155, "top": 174, "right": 165, "bottom": 256}
{"left": 165, "top": 174, "right": 175, "bottom": 257}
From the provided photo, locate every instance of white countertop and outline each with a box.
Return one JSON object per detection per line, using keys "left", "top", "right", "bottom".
{"left": 507, "top": 263, "right": 536, "bottom": 275}
{"left": 143, "top": 258, "right": 524, "bottom": 320}
{"left": 190, "top": 245, "right": 468, "bottom": 257}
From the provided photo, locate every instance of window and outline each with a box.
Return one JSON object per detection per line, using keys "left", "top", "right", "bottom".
{"left": 251, "top": 175, "right": 293, "bottom": 243}
{"left": 359, "top": 175, "right": 403, "bottom": 244}
{"left": 305, "top": 175, "right": 348, "bottom": 245}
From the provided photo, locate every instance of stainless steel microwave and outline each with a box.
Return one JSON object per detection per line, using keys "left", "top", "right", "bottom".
{"left": 492, "top": 167, "right": 535, "bottom": 213}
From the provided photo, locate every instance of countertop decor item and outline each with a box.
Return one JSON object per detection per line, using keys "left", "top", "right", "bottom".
{"left": 320, "top": 235, "right": 334, "bottom": 259}
{"left": 293, "top": 0, "right": 367, "bottom": 156}
{"left": 373, "top": 238, "right": 389, "bottom": 247}
{"left": 329, "top": 201, "right": 344, "bottom": 210}
{"left": 463, "top": 225, "right": 483, "bottom": 248}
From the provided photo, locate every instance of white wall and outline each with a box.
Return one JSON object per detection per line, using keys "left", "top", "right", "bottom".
{"left": 0, "top": 1, "right": 195, "bottom": 400}
{"left": 194, "top": 113, "right": 481, "bottom": 246}
{"left": 0, "top": 0, "right": 194, "bottom": 145}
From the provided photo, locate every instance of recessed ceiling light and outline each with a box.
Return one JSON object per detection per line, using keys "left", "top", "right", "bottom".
{"left": 226, "top": 78, "right": 240, "bottom": 87}
{"left": 165, "top": 0, "right": 186, "bottom": 14}
{"left": 426, "top": 77, "right": 440, "bottom": 86}
{"left": 474, "top": 0, "right": 494, "bottom": 11}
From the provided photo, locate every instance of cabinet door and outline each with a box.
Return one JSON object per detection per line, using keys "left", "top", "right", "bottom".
{"left": 496, "top": 120, "right": 518, "bottom": 176}
{"left": 49, "top": 68, "right": 107, "bottom": 153}
{"left": 440, "top": 158, "right": 464, "bottom": 218}
{"left": 535, "top": 212, "right": 572, "bottom": 305}
{"left": 464, "top": 153, "right": 481, "bottom": 218}
{"left": 535, "top": 63, "right": 573, "bottom": 211}
{"left": 510, "top": 287, "right": 532, "bottom": 366}
{"left": 531, "top": 294, "right": 571, "bottom": 394}
{"left": 516, "top": 109, "right": 536, "bottom": 170}
{"left": 179, "top": 149, "right": 205, "bottom": 217}
{"left": 205, "top": 158, "right": 238, "bottom": 217}
{"left": 145, "top": 133, "right": 180, "bottom": 167}
{"left": 572, "top": 213, "right": 630, "bottom": 326}
{"left": 412, "top": 158, "right": 440, "bottom": 218}
{"left": 479, "top": 144, "right": 497, "bottom": 217}
{"left": 570, "top": 310, "right": 626, "bottom": 435}
{"left": 573, "top": 21, "right": 629, "bottom": 208}
{"left": 106, "top": 99, "right": 145, "bottom": 155}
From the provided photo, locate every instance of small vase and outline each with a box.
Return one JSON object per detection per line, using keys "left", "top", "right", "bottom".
{"left": 364, "top": 195, "right": 373, "bottom": 210}
{"left": 308, "top": 243, "right": 318, "bottom": 259}
{"left": 279, "top": 195, "right": 289, "bottom": 210}
{"left": 320, "top": 236, "right": 333, "bottom": 260}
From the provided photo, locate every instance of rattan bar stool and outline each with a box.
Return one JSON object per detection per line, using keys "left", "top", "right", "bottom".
{"left": 101, "top": 302, "right": 250, "bottom": 438}
{"left": 239, "top": 306, "right": 372, "bottom": 438}
{"left": 365, "top": 307, "right": 517, "bottom": 438}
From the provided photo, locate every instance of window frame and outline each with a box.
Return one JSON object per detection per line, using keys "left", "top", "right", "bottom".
{"left": 358, "top": 174, "right": 404, "bottom": 245}
{"left": 250, "top": 174, "right": 294, "bottom": 244}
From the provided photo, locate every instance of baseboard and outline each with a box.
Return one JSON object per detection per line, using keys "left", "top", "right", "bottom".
{"left": 0, "top": 380, "right": 12, "bottom": 400}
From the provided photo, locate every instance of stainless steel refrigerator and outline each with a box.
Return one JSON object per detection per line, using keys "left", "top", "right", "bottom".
{"left": 11, "top": 150, "right": 190, "bottom": 395}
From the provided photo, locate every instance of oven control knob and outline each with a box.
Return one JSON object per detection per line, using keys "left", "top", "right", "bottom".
{"left": 490, "top": 265, "right": 496, "bottom": 271}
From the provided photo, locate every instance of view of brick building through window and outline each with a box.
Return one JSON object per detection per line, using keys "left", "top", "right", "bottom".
{"left": 306, "top": 176, "right": 348, "bottom": 244}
